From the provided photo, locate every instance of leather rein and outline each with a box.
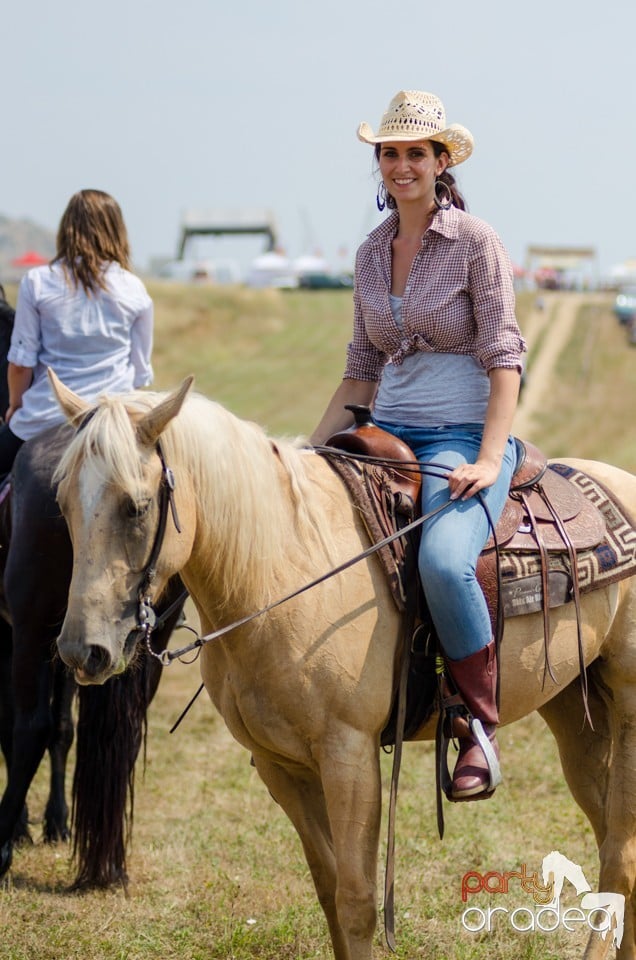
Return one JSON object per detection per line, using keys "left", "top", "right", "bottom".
{"left": 137, "top": 445, "right": 497, "bottom": 668}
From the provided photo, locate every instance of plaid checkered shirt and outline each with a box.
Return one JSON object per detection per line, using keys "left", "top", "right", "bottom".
{"left": 344, "top": 207, "right": 526, "bottom": 381}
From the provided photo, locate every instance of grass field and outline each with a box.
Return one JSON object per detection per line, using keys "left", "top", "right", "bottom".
{"left": 0, "top": 283, "right": 633, "bottom": 959}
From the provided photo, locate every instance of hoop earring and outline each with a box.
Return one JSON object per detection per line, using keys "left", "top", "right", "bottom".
{"left": 434, "top": 179, "right": 453, "bottom": 210}
{"left": 376, "top": 182, "right": 387, "bottom": 212}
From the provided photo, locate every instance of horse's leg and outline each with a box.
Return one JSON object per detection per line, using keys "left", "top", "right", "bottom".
{"left": 254, "top": 731, "right": 381, "bottom": 960}
{"left": 0, "top": 616, "right": 29, "bottom": 848}
{"left": 0, "top": 636, "right": 54, "bottom": 878}
{"left": 253, "top": 757, "right": 349, "bottom": 958}
{"left": 538, "top": 667, "right": 611, "bottom": 849}
{"left": 539, "top": 672, "right": 618, "bottom": 960}
{"left": 0, "top": 620, "right": 12, "bottom": 764}
{"left": 590, "top": 647, "right": 636, "bottom": 960}
{"left": 43, "top": 661, "right": 75, "bottom": 843}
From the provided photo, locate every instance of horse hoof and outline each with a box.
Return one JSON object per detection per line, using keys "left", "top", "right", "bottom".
{"left": 12, "top": 809, "right": 32, "bottom": 845}
{"left": 44, "top": 822, "right": 70, "bottom": 844}
{"left": 0, "top": 839, "right": 13, "bottom": 880}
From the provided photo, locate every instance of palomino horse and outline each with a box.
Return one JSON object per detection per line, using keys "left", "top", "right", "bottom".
{"left": 50, "top": 372, "right": 636, "bottom": 960}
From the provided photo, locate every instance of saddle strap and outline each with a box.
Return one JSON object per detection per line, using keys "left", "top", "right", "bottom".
{"left": 518, "top": 489, "right": 559, "bottom": 686}
{"left": 383, "top": 584, "right": 418, "bottom": 952}
{"left": 519, "top": 483, "right": 594, "bottom": 728}
{"left": 535, "top": 484, "right": 593, "bottom": 728}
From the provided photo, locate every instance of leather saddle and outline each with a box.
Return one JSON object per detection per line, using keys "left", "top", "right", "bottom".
{"left": 323, "top": 409, "right": 606, "bottom": 595}
{"left": 319, "top": 405, "right": 605, "bottom": 630}
{"left": 486, "top": 440, "right": 605, "bottom": 552}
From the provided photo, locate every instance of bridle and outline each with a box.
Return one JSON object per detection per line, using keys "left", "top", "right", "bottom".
{"left": 74, "top": 408, "right": 188, "bottom": 653}
{"left": 136, "top": 442, "right": 183, "bottom": 636}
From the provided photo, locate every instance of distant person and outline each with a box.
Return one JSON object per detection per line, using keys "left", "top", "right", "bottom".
{"left": 311, "top": 90, "right": 526, "bottom": 802}
{"left": 0, "top": 189, "right": 153, "bottom": 478}
{"left": 0, "top": 284, "right": 15, "bottom": 328}
{"left": 0, "top": 284, "right": 16, "bottom": 422}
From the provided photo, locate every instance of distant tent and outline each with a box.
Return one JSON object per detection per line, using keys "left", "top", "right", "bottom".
{"left": 607, "top": 259, "right": 636, "bottom": 285}
{"left": 246, "top": 251, "right": 297, "bottom": 289}
{"left": 11, "top": 250, "right": 49, "bottom": 267}
{"left": 293, "top": 253, "right": 330, "bottom": 276}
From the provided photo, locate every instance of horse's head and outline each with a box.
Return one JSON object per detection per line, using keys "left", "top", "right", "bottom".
{"left": 49, "top": 369, "right": 196, "bottom": 684}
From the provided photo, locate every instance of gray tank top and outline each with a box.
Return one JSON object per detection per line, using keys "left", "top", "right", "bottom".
{"left": 372, "top": 294, "right": 491, "bottom": 427}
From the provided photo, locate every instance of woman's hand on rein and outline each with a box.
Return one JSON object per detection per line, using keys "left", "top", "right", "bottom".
{"left": 447, "top": 459, "right": 501, "bottom": 501}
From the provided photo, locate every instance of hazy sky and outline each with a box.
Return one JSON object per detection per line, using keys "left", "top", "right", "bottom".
{"left": 4, "top": 0, "right": 635, "bottom": 278}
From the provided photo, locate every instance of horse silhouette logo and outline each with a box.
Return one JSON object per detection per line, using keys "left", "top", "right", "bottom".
{"left": 541, "top": 850, "right": 625, "bottom": 949}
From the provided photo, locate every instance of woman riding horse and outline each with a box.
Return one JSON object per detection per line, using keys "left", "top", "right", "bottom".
{"left": 311, "top": 90, "right": 526, "bottom": 801}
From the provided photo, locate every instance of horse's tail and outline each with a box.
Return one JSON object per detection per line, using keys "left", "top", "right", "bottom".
{"left": 70, "top": 576, "right": 186, "bottom": 889}
{"left": 71, "top": 647, "right": 160, "bottom": 889}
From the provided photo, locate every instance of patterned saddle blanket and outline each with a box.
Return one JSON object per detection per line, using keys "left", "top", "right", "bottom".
{"left": 322, "top": 447, "right": 636, "bottom": 620}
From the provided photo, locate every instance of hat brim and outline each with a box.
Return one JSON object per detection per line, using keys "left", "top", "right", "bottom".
{"left": 357, "top": 121, "right": 474, "bottom": 167}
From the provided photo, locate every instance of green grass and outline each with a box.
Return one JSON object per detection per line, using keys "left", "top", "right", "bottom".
{"left": 1, "top": 283, "right": 634, "bottom": 959}
{"left": 530, "top": 296, "right": 636, "bottom": 468}
{"left": 150, "top": 284, "right": 354, "bottom": 436}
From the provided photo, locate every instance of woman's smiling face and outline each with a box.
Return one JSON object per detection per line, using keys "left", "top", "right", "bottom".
{"left": 378, "top": 140, "right": 448, "bottom": 206}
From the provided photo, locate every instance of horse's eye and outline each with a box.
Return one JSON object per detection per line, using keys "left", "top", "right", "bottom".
{"left": 125, "top": 497, "right": 151, "bottom": 520}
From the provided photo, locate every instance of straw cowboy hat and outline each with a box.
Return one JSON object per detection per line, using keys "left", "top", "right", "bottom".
{"left": 357, "top": 90, "right": 474, "bottom": 166}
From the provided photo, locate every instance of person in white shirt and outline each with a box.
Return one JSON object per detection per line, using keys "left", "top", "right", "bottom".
{"left": 0, "top": 189, "right": 153, "bottom": 477}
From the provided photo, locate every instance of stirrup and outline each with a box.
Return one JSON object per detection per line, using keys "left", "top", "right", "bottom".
{"left": 436, "top": 714, "right": 501, "bottom": 807}
{"left": 449, "top": 719, "right": 502, "bottom": 801}
{"left": 466, "top": 718, "right": 502, "bottom": 793}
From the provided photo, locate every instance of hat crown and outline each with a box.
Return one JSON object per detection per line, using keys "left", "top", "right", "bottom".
{"left": 356, "top": 89, "right": 474, "bottom": 166}
{"left": 380, "top": 90, "right": 446, "bottom": 138}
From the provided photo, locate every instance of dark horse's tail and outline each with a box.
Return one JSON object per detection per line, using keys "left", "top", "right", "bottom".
{"left": 71, "top": 577, "right": 186, "bottom": 889}
{"left": 71, "top": 647, "right": 160, "bottom": 889}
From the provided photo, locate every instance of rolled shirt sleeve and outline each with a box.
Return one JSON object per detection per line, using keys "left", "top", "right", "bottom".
{"left": 8, "top": 273, "right": 42, "bottom": 368}
{"left": 130, "top": 295, "right": 154, "bottom": 387}
{"left": 469, "top": 226, "right": 526, "bottom": 372}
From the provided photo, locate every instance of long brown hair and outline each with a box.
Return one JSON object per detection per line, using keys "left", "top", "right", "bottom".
{"left": 374, "top": 141, "right": 467, "bottom": 211}
{"left": 52, "top": 189, "right": 131, "bottom": 293}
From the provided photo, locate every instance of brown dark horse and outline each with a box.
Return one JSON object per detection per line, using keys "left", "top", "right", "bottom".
{"left": 0, "top": 307, "right": 186, "bottom": 887}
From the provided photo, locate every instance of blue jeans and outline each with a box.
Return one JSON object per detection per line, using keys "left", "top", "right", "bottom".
{"left": 374, "top": 421, "right": 518, "bottom": 661}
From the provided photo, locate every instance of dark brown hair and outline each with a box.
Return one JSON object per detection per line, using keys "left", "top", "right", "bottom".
{"left": 52, "top": 189, "right": 131, "bottom": 294}
{"left": 374, "top": 141, "right": 467, "bottom": 211}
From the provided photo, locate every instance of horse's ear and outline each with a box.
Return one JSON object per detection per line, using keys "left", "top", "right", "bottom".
{"left": 136, "top": 376, "right": 195, "bottom": 447}
{"left": 47, "top": 368, "right": 90, "bottom": 426}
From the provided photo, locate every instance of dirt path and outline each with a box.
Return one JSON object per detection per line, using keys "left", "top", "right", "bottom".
{"left": 512, "top": 292, "right": 592, "bottom": 440}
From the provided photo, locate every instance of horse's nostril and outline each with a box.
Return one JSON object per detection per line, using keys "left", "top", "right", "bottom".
{"left": 57, "top": 637, "right": 114, "bottom": 681}
{"left": 84, "top": 644, "right": 114, "bottom": 678}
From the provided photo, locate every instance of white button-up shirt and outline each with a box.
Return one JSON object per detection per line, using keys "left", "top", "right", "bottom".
{"left": 9, "top": 260, "right": 153, "bottom": 440}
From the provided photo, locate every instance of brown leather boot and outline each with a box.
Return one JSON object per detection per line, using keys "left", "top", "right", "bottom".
{"left": 445, "top": 640, "right": 501, "bottom": 800}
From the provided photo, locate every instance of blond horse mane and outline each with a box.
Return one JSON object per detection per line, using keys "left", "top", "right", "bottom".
{"left": 54, "top": 390, "right": 335, "bottom": 610}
